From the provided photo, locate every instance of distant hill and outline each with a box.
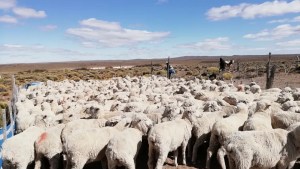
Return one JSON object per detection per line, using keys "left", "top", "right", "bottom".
{"left": 0, "top": 54, "right": 299, "bottom": 73}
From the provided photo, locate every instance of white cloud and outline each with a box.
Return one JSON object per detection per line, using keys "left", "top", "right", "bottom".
{"left": 12, "top": 7, "right": 46, "bottom": 18}
{"left": 293, "top": 16, "right": 300, "bottom": 22}
{"left": 0, "top": 15, "right": 17, "bottom": 23}
{"left": 0, "top": 43, "right": 99, "bottom": 63}
{"left": 0, "top": 0, "right": 15, "bottom": 9}
{"left": 66, "top": 18, "right": 170, "bottom": 47}
{"left": 276, "top": 39, "right": 300, "bottom": 46}
{"left": 268, "top": 15, "right": 300, "bottom": 23}
{"left": 268, "top": 18, "right": 290, "bottom": 24}
{"left": 244, "top": 24, "right": 300, "bottom": 40}
{"left": 80, "top": 18, "right": 121, "bottom": 31}
{"left": 180, "top": 37, "right": 231, "bottom": 51}
{"left": 40, "top": 24, "right": 57, "bottom": 31}
{"left": 207, "top": 0, "right": 300, "bottom": 20}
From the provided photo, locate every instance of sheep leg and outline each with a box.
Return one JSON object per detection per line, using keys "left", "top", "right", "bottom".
{"left": 173, "top": 149, "right": 178, "bottom": 167}
{"left": 155, "top": 148, "right": 168, "bottom": 169}
{"left": 17, "top": 162, "right": 29, "bottom": 169}
{"left": 217, "top": 146, "right": 227, "bottom": 169}
{"left": 227, "top": 155, "right": 235, "bottom": 169}
{"left": 123, "top": 158, "right": 136, "bottom": 169}
{"left": 34, "top": 153, "right": 42, "bottom": 169}
{"left": 71, "top": 158, "right": 87, "bottom": 169}
{"left": 65, "top": 156, "right": 72, "bottom": 169}
{"left": 101, "top": 158, "right": 108, "bottom": 169}
{"left": 147, "top": 141, "right": 155, "bottom": 169}
{"left": 276, "top": 159, "right": 289, "bottom": 169}
{"left": 181, "top": 141, "right": 188, "bottom": 165}
{"left": 288, "top": 160, "right": 296, "bottom": 169}
{"left": 107, "top": 159, "right": 116, "bottom": 169}
{"left": 206, "top": 133, "right": 220, "bottom": 169}
{"left": 192, "top": 134, "right": 207, "bottom": 164}
{"left": 49, "top": 155, "right": 60, "bottom": 169}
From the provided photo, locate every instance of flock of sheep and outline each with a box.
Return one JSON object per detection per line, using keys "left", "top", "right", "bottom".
{"left": 2, "top": 75, "right": 300, "bottom": 169}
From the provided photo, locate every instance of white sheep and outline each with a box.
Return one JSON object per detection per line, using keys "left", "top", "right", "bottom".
{"left": 147, "top": 117, "right": 192, "bottom": 169}
{"left": 34, "top": 124, "right": 66, "bottom": 169}
{"left": 183, "top": 106, "right": 235, "bottom": 164}
{"left": 63, "top": 118, "right": 131, "bottom": 169}
{"left": 105, "top": 115, "right": 153, "bottom": 169}
{"left": 243, "top": 100, "right": 273, "bottom": 131}
{"left": 224, "top": 127, "right": 300, "bottom": 169}
{"left": 206, "top": 103, "right": 249, "bottom": 169}
{"left": 2, "top": 126, "right": 44, "bottom": 169}
{"left": 271, "top": 111, "right": 300, "bottom": 129}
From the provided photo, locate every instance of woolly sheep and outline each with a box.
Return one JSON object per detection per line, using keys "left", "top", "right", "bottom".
{"left": 105, "top": 115, "right": 153, "bottom": 169}
{"left": 271, "top": 111, "right": 300, "bottom": 129}
{"left": 147, "top": 117, "right": 192, "bottom": 169}
{"left": 34, "top": 124, "right": 66, "bottom": 169}
{"left": 206, "top": 103, "right": 249, "bottom": 169}
{"left": 63, "top": 118, "right": 131, "bottom": 169}
{"left": 2, "top": 126, "right": 44, "bottom": 169}
{"left": 243, "top": 100, "right": 273, "bottom": 131}
{"left": 224, "top": 127, "right": 300, "bottom": 169}
{"left": 183, "top": 106, "right": 235, "bottom": 164}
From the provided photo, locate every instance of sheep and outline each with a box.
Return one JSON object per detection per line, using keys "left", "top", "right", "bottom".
{"left": 183, "top": 106, "right": 236, "bottom": 164}
{"left": 206, "top": 103, "right": 249, "bottom": 169}
{"left": 105, "top": 115, "right": 153, "bottom": 169}
{"left": 282, "top": 101, "right": 300, "bottom": 112}
{"left": 277, "top": 92, "right": 293, "bottom": 104}
{"left": 34, "top": 124, "right": 66, "bottom": 169}
{"left": 243, "top": 100, "right": 273, "bottom": 131}
{"left": 2, "top": 126, "right": 44, "bottom": 169}
{"left": 63, "top": 118, "right": 131, "bottom": 169}
{"left": 147, "top": 116, "right": 192, "bottom": 169}
{"left": 271, "top": 111, "right": 300, "bottom": 129}
{"left": 223, "top": 126, "right": 300, "bottom": 169}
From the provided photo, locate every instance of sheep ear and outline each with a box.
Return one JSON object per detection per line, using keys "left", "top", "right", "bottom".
{"left": 265, "top": 104, "right": 271, "bottom": 110}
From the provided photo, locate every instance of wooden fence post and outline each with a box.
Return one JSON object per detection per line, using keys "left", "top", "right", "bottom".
{"left": 297, "top": 56, "right": 300, "bottom": 69}
{"left": 8, "top": 103, "right": 13, "bottom": 136}
{"left": 2, "top": 109, "right": 7, "bottom": 141}
{"left": 266, "top": 52, "right": 276, "bottom": 89}
{"left": 166, "top": 57, "right": 170, "bottom": 79}
{"left": 151, "top": 61, "right": 153, "bottom": 76}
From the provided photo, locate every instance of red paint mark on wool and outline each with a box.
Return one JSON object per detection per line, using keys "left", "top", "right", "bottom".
{"left": 37, "top": 132, "right": 47, "bottom": 144}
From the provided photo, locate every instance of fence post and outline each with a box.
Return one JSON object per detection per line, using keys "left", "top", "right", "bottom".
{"left": 2, "top": 109, "right": 7, "bottom": 141}
{"left": 266, "top": 52, "right": 276, "bottom": 89}
{"left": 297, "top": 56, "right": 300, "bottom": 69}
{"left": 8, "top": 103, "right": 13, "bottom": 136}
{"left": 151, "top": 60, "right": 153, "bottom": 76}
{"left": 166, "top": 57, "right": 170, "bottom": 79}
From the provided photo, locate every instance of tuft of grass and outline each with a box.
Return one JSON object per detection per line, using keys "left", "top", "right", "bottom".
{"left": 223, "top": 72, "right": 233, "bottom": 80}
{"left": 207, "top": 67, "right": 219, "bottom": 74}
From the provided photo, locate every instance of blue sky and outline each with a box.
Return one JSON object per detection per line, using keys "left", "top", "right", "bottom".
{"left": 1, "top": 0, "right": 300, "bottom": 64}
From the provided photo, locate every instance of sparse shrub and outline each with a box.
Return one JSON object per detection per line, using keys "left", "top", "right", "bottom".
{"left": 0, "top": 102, "right": 7, "bottom": 109}
{"left": 105, "top": 66, "right": 113, "bottom": 69}
{"left": 32, "top": 69, "right": 47, "bottom": 73}
{"left": 223, "top": 73, "right": 233, "bottom": 80}
{"left": 186, "top": 71, "right": 193, "bottom": 76}
{"left": 0, "top": 84, "right": 7, "bottom": 93}
{"left": 75, "top": 67, "right": 88, "bottom": 70}
{"left": 207, "top": 67, "right": 219, "bottom": 74}
{"left": 156, "top": 70, "right": 166, "bottom": 76}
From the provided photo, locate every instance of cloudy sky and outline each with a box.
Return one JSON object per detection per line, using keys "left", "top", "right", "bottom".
{"left": 1, "top": 0, "right": 300, "bottom": 64}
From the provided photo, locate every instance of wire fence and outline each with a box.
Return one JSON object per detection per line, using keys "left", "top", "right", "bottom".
{"left": 0, "top": 75, "right": 18, "bottom": 167}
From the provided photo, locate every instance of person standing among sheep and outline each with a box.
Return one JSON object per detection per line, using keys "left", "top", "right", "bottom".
{"left": 166, "top": 61, "right": 175, "bottom": 79}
